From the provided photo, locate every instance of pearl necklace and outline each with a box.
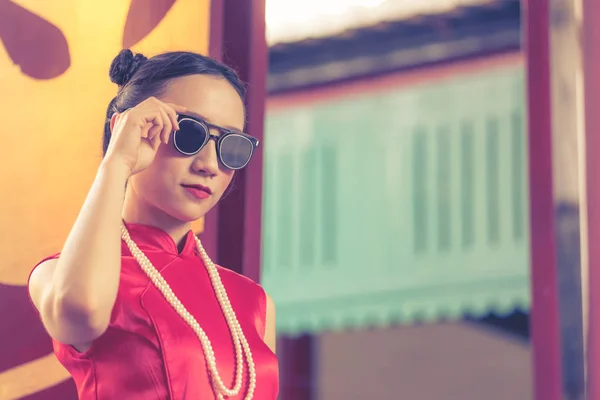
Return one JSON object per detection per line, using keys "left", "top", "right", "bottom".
{"left": 121, "top": 225, "right": 256, "bottom": 399}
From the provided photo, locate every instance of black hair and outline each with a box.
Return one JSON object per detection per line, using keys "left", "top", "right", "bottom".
{"left": 103, "top": 49, "right": 246, "bottom": 155}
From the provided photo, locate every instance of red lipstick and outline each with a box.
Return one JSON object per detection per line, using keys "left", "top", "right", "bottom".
{"left": 182, "top": 184, "right": 212, "bottom": 200}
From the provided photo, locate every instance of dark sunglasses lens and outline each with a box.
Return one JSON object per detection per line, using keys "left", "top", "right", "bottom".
{"left": 174, "top": 119, "right": 208, "bottom": 154}
{"left": 220, "top": 135, "right": 254, "bottom": 169}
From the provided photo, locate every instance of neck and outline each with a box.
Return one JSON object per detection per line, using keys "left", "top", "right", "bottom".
{"left": 122, "top": 185, "right": 191, "bottom": 250}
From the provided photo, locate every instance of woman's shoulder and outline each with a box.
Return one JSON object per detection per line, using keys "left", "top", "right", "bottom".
{"left": 28, "top": 253, "right": 62, "bottom": 315}
{"left": 215, "top": 264, "right": 264, "bottom": 291}
{"left": 215, "top": 265, "right": 270, "bottom": 306}
{"left": 34, "top": 253, "right": 61, "bottom": 267}
{"left": 29, "top": 253, "right": 61, "bottom": 285}
{"left": 215, "top": 265, "right": 272, "bottom": 335}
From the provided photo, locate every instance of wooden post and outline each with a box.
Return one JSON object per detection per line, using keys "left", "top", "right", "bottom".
{"left": 582, "top": 0, "right": 600, "bottom": 397}
{"left": 523, "top": 0, "right": 564, "bottom": 399}
{"left": 206, "top": 0, "right": 267, "bottom": 282}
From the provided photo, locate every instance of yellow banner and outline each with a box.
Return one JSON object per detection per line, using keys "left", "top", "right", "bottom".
{"left": 0, "top": 0, "right": 209, "bottom": 398}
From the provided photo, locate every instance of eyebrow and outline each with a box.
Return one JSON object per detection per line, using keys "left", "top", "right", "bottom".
{"left": 183, "top": 111, "right": 242, "bottom": 132}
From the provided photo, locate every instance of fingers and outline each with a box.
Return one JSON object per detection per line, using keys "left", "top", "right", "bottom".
{"left": 157, "top": 107, "right": 172, "bottom": 145}
{"left": 149, "top": 131, "right": 162, "bottom": 151}
{"left": 163, "top": 105, "right": 180, "bottom": 145}
{"left": 114, "top": 97, "right": 186, "bottom": 147}
{"left": 145, "top": 111, "right": 163, "bottom": 140}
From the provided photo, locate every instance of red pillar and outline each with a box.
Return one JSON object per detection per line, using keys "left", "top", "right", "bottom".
{"left": 208, "top": 3, "right": 315, "bottom": 398}
{"left": 583, "top": 0, "right": 600, "bottom": 397}
{"left": 523, "top": 0, "right": 563, "bottom": 399}
{"left": 206, "top": 0, "right": 267, "bottom": 282}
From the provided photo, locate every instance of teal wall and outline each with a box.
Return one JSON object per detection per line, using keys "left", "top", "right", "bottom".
{"left": 262, "top": 64, "right": 530, "bottom": 335}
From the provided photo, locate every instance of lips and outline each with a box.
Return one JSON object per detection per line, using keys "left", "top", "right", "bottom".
{"left": 181, "top": 184, "right": 212, "bottom": 200}
{"left": 181, "top": 184, "right": 212, "bottom": 194}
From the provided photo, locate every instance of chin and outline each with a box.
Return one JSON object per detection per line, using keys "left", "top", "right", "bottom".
{"left": 166, "top": 200, "right": 215, "bottom": 223}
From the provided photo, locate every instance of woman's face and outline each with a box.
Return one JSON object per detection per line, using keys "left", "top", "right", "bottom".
{"left": 128, "top": 74, "right": 245, "bottom": 223}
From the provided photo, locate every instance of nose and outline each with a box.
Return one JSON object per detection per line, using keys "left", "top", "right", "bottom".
{"left": 191, "top": 137, "right": 219, "bottom": 176}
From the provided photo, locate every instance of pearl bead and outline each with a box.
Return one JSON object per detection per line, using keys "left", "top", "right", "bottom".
{"left": 121, "top": 225, "right": 257, "bottom": 399}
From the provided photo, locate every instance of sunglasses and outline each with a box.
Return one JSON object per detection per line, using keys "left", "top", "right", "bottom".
{"left": 173, "top": 114, "right": 259, "bottom": 170}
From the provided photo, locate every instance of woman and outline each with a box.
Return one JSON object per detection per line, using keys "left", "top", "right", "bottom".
{"left": 27, "top": 49, "right": 279, "bottom": 399}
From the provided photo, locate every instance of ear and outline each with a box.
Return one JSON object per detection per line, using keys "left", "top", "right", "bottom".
{"left": 109, "top": 112, "right": 119, "bottom": 133}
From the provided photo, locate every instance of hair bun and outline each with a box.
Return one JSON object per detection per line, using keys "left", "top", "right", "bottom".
{"left": 109, "top": 49, "right": 148, "bottom": 86}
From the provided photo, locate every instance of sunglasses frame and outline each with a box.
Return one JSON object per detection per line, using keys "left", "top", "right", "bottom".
{"left": 173, "top": 114, "right": 259, "bottom": 170}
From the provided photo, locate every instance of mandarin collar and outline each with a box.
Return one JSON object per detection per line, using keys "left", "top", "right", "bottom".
{"left": 122, "top": 222, "right": 197, "bottom": 256}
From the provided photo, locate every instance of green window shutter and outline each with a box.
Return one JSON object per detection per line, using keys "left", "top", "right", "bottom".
{"left": 262, "top": 65, "right": 530, "bottom": 335}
